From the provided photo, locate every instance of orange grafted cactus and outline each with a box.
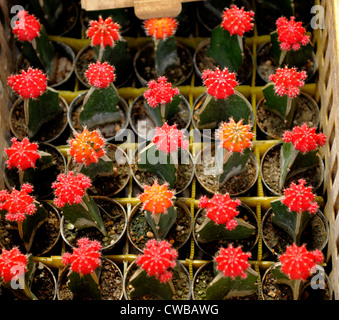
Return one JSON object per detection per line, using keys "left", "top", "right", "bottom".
{"left": 144, "top": 17, "right": 178, "bottom": 40}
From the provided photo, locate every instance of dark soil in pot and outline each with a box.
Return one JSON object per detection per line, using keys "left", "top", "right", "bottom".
{"left": 261, "top": 143, "right": 324, "bottom": 195}
{"left": 127, "top": 201, "right": 192, "bottom": 253}
{"left": 124, "top": 260, "right": 191, "bottom": 300}
{"left": 61, "top": 197, "right": 126, "bottom": 251}
{"left": 57, "top": 258, "right": 124, "bottom": 300}
{"left": 262, "top": 208, "right": 329, "bottom": 256}
{"left": 256, "top": 92, "right": 320, "bottom": 139}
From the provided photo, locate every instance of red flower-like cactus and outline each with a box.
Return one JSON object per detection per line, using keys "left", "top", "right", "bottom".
{"left": 139, "top": 180, "right": 174, "bottom": 215}
{"left": 199, "top": 193, "right": 241, "bottom": 231}
{"left": 281, "top": 179, "right": 319, "bottom": 214}
{"left": 222, "top": 5, "right": 254, "bottom": 36}
{"left": 0, "top": 184, "right": 36, "bottom": 222}
{"left": 62, "top": 238, "right": 102, "bottom": 275}
{"left": 7, "top": 68, "right": 47, "bottom": 99}
{"left": 152, "top": 123, "right": 189, "bottom": 154}
{"left": 85, "top": 61, "right": 115, "bottom": 88}
{"left": 282, "top": 123, "right": 327, "bottom": 153}
{"left": 0, "top": 247, "right": 28, "bottom": 282}
{"left": 136, "top": 239, "right": 178, "bottom": 283}
{"left": 5, "top": 137, "right": 40, "bottom": 171}
{"left": 144, "top": 76, "right": 179, "bottom": 108}
{"left": 12, "top": 10, "right": 41, "bottom": 42}
{"left": 69, "top": 128, "right": 105, "bottom": 166}
{"left": 52, "top": 171, "right": 92, "bottom": 208}
{"left": 276, "top": 16, "right": 310, "bottom": 51}
{"left": 202, "top": 68, "right": 238, "bottom": 100}
{"left": 217, "top": 118, "right": 253, "bottom": 153}
{"left": 144, "top": 17, "right": 178, "bottom": 40}
{"left": 279, "top": 244, "right": 324, "bottom": 281}
{"left": 215, "top": 244, "right": 251, "bottom": 279}
{"left": 268, "top": 66, "right": 307, "bottom": 98}
{"left": 86, "top": 16, "right": 120, "bottom": 48}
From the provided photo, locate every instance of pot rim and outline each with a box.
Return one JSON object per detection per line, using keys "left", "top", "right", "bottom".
{"left": 33, "top": 261, "right": 58, "bottom": 300}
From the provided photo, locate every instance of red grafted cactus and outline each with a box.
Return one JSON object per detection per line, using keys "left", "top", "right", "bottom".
{"left": 268, "top": 66, "right": 307, "bottom": 98}
{"left": 144, "top": 17, "right": 178, "bottom": 40}
{"left": 217, "top": 118, "right": 253, "bottom": 153}
{"left": 222, "top": 5, "right": 254, "bottom": 36}
{"left": 152, "top": 123, "right": 189, "bottom": 154}
{"left": 0, "top": 184, "right": 36, "bottom": 222}
{"left": 86, "top": 16, "right": 121, "bottom": 48}
{"left": 62, "top": 238, "right": 102, "bottom": 275}
{"left": 12, "top": 10, "right": 41, "bottom": 42}
{"left": 139, "top": 180, "right": 174, "bottom": 215}
{"left": 69, "top": 128, "right": 105, "bottom": 166}
{"left": 85, "top": 61, "right": 115, "bottom": 88}
{"left": 279, "top": 244, "right": 324, "bottom": 281}
{"left": 276, "top": 16, "right": 310, "bottom": 51}
{"left": 215, "top": 244, "right": 251, "bottom": 279}
{"left": 5, "top": 137, "right": 40, "bottom": 171}
{"left": 7, "top": 68, "right": 47, "bottom": 99}
{"left": 202, "top": 68, "right": 238, "bottom": 100}
{"left": 283, "top": 123, "right": 327, "bottom": 153}
{"left": 144, "top": 76, "right": 179, "bottom": 108}
{"left": 0, "top": 247, "right": 28, "bottom": 282}
{"left": 52, "top": 171, "right": 92, "bottom": 208}
{"left": 199, "top": 193, "right": 241, "bottom": 231}
{"left": 282, "top": 179, "right": 319, "bottom": 214}
{"left": 136, "top": 239, "right": 178, "bottom": 283}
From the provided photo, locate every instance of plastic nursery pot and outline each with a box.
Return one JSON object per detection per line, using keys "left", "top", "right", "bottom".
{"left": 133, "top": 41, "right": 194, "bottom": 87}
{"left": 9, "top": 94, "right": 69, "bottom": 144}
{"left": 123, "top": 260, "right": 192, "bottom": 300}
{"left": 256, "top": 91, "right": 320, "bottom": 139}
{"left": 192, "top": 261, "right": 260, "bottom": 300}
{"left": 193, "top": 202, "right": 259, "bottom": 257}
{"left": 60, "top": 196, "right": 127, "bottom": 252}
{"left": 260, "top": 142, "right": 325, "bottom": 196}
{"left": 129, "top": 93, "right": 192, "bottom": 142}
{"left": 261, "top": 262, "right": 332, "bottom": 300}
{"left": 193, "top": 38, "right": 254, "bottom": 85}
{"left": 131, "top": 141, "right": 195, "bottom": 195}
{"left": 194, "top": 144, "right": 259, "bottom": 196}
{"left": 126, "top": 200, "right": 193, "bottom": 253}
{"left": 4, "top": 142, "right": 67, "bottom": 199}
{"left": 67, "top": 91, "right": 130, "bottom": 143}
{"left": 57, "top": 258, "right": 124, "bottom": 300}
{"left": 261, "top": 207, "right": 329, "bottom": 257}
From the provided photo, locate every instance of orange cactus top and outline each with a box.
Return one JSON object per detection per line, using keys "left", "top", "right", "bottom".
{"left": 144, "top": 17, "right": 178, "bottom": 40}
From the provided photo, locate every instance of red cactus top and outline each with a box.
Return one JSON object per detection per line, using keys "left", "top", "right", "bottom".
{"left": 282, "top": 123, "right": 327, "bottom": 153}
{"left": 144, "top": 76, "right": 179, "bottom": 108}
{"left": 202, "top": 68, "right": 238, "bottom": 100}
{"left": 62, "top": 238, "right": 102, "bottom": 275}
{"left": 276, "top": 16, "right": 310, "bottom": 51}
{"left": 0, "top": 247, "right": 28, "bottom": 282}
{"left": 86, "top": 16, "right": 120, "bottom": 48}
{"left": 199, "top": 193, "right": 241, "bottom": 231}
{"left": 152, "top": 123, "right": 189, "bottom": 154}
{"left": 144, "top": 17, "right": 178, "bottom": 40}
{"left": 52, "top": 171, "right": 92, "bottom": 208}
{"left": 279, "top": 244, "right": 324, "bottom": 281}
{"left": 13, "top": 10, "right": 41, "bottom": 42}
{"left": 281, "top": 179, "right": 319, "bottom": 214}
{"left": 7, "top": 68, "right": 47, "bottom": 99}
{"left": 217, "top": 118, "right": 253, "bottom": 153}
{"left": 0, "top": 184, "right": 36, "bottom": 222}
{"left": 222, "top": 5, "right": 255, "bottom": 36}
{"left": 5, "top": 137, "right": 41, "bottom": 171}
{"left": 215, "top": 244, "right": 252, "bottom": 279}
{"left": 136, "top": 239, "right": 178, "bottom": 283}
{"left": 69, "top": 128, "right": 105, "bottom": 166}
{"left": 268, "top": 66, "right": 307, "bottom": 98}
{"left": 85, "top": 61, "right": 115, "bottom": 88}
{"left": 139, "top": 180, "right": 174, "bottom": 215}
